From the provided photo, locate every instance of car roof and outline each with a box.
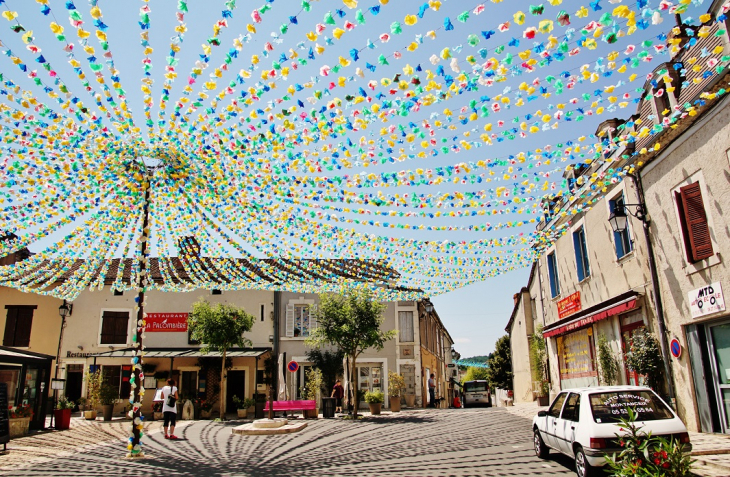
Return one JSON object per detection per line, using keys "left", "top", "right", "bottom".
{"left": 558, "top": 385, "right": 653, "bottom": 394}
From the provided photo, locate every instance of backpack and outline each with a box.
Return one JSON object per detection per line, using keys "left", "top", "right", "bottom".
{"left": 165, "top": 386, "right": 177, "bottom": 408}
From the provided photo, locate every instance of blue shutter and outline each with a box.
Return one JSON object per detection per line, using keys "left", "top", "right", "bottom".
{"left": 573, "top": 230, "right": 585, "bottom": 282}
{"left": 609, "top": 199, "right": 626, "bottom": 259}
{"left": 547, "top": 253, "right": 559, "bottom": 298}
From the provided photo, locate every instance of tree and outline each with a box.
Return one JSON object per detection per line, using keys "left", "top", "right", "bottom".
{"left": 305, "top": 348, "right": 344, "bottom": 395}
{"left": 188, "top": 299, "right": 254, "bottom": 420}
{"left": 487, "top": 335, "right": 513, "bottom": 390}
{"left": 306, "top": 290, "right": 395, "bottom": 419}
{"left": 462, "top": 366, "right": 490, "bottom": 383}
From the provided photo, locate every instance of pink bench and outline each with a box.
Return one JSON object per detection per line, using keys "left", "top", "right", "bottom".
{"left": 264, "top": 400, "right": 316, "bottom": 412}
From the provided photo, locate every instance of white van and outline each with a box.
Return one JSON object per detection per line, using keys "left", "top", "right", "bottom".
{"left": 462, "top": 380, "right": 492, "bottom": 408}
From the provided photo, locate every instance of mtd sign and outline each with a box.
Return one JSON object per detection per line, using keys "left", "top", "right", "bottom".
{"left": 688, "top": 282, "right": 725, "bottom": 319}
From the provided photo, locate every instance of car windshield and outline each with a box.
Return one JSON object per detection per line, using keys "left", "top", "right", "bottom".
{"left": 589, "top": 391, "right": 674, "bottom": 423}
{"left": 464, "top": 382, "right": 488, "bottom": 393}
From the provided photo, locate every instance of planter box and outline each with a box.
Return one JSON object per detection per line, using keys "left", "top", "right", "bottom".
{"left": 389, "top": 397, "right": 401, "bottom": 412}
{"left": 237, "top": 409, "right": 248, "bottom": 419}
{"left": 303, "top": 409, "right": 318, "bottom": 419}
{"left": 368, "top": 403, "right": 382, "bottom": 415}
{"left": 9, "top": 417, "right": 30, "bottom": 438}
{"left": 102, "top": 405, "right": 114, "bottom": 421}
{"left": 536, "top": 395, "right": 550, "bottom": 407}
{"left": 404, "top": 394, "right": 416, "bottom": 407}
{"left": 84, "top": 410, "right": 97, "bottom": 420}
{"left": 54, "top": 409, "right": 72, "bottom": 430}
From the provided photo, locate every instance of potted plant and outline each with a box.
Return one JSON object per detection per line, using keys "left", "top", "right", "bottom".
{"left": 9, "top": 404, "right": 33, "bottom": 438}
{"left": 404, "top": 393, "right": 416, "bottom": 408}
{"left": 100, "top": 383, "right": 118, "bottom": 421}
{"left": 76, "top": 397, "right": 87, "bottom": 412}
{"left": 84, "top": 369, "right": 102, "bottom": 420}
{"left": 232, "top": 396, "right": 256, "bottom": 419}
{"left": 388, "top": 371, "right": 406, "bottom": 412}
{"left": 54, "top": 396, "right": 74, "bottom": 430}
{"left": 152, "top": 401, "right": 163, "bottom": 421}
{"left": 364, "top": 390, "right": 384, "bottom": 415}
{"left": 299, "top": 368, "right": 323, "bottom": 418}
{"left": 200, "top": 400, "right": 214, "bottom": 419}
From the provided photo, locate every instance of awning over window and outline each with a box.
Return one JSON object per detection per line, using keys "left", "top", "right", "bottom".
{"left": 542, "top": 291, "right": 640, "bottom": 338}
{"left": 0, "top": 345, "right": 54, "bottom": 363}
{"left": 88, "top": 347, "right": 271, "bottom": 359}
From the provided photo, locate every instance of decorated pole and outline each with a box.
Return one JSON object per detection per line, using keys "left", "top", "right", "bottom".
{"left": 128, "top": 166, "right": 153, "bottom": 458}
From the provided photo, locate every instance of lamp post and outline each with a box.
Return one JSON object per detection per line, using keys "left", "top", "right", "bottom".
{"left": 607, "top": 188, "right": 676, "bottom": 407}
{"left": 49, "top": 300, "right": 71, "bottom": 429}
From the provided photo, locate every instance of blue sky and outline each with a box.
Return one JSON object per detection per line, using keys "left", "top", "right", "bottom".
{"left": 0, "top": 0, "right": 710, "bottom": 356}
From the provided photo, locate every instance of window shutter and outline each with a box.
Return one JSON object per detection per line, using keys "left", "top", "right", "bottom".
{"left": 309, "top": 304, "right": 317, "bottom": 332}
{"left": 114, "top": 313, "right": 129, "bottom": 344}
{"left": 100, "top": 313, "right": 114, "bottom": 344}
{"left": 3, "top": 307, "right": 18, "bottom": 346}
{"left": 285, "top": 304, "right": 295, "bottom": 337}
{"left": 679, "top": 183, "right": 714, "bottom": 262}
{"left": 14, "top": 308, "right": 33, "bottom": 347}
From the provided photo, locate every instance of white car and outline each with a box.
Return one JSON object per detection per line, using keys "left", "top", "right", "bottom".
{"left": 532, "top": 386, "right": 691, "bottom": 477}
{"left": 462, "top": 380, "right": 492, "bottom": 408}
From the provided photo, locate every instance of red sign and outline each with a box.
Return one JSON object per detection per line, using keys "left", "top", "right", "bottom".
{"left": 557, "top": 292, "right": 582, "bottom": 319}
{"left": 670, "top": 338, "right": 682, "bottom": 358}
{"left": 544, "top": 299, "right": 637, "bottom": 338}
{"left": 287, "top": 361, "right": 299, "bottom": 373}
{"left": 145, "top": 313, "right": 188, "bottom": 332}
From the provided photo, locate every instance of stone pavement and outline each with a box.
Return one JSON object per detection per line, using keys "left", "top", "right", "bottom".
{"left": 1, "top": 408, "right": 574, "bottom": 476}
{"left": 503, "top": 401, "right": 730, "bottom": 477}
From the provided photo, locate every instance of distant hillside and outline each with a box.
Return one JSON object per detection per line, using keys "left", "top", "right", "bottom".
{"left": 463, "top": 355, "right": 490, "bottom": 363}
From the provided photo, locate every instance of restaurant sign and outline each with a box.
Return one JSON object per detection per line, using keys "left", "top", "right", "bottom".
{"left": 557, "top": 292, "right": 582, "bottom": 319}
{"left": 688, "top": 282, "right": 725, "bottom": 318}
{"left": 145, "top": 313, "right": 188, "bottom": 332}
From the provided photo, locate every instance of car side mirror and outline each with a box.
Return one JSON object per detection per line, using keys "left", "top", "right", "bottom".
{"left": 537, "top": 410, "right": 547, "bottom": 417}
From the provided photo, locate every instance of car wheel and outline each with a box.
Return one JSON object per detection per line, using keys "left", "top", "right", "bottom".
{"left": 533, "top": 429, "right": 549, "bottom": 459}
{"left": 574, "top": 446, "right": 594, "bottom": 477}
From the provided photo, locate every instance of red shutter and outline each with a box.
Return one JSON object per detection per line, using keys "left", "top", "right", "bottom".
{"left": 3, "top": 307, "right": 18, "bottom": 346}
{"left": 14, "top": 308, "right": 33, "bottom": 347}
{"left": 679, "top": 183, "right": 714, "bottom": 262}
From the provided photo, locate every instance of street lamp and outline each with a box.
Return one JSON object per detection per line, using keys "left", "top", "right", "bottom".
{"left": 608, "top": 204, "right": 648, "bottom": 234}
{"left": 424, "top": 301, "right": 434, "bottom": 314}
{"left": 451, "top": 347, "right": 458, "bottom": 361}
{"left": 49, "top": 300, "right": 71, "bottom": 429}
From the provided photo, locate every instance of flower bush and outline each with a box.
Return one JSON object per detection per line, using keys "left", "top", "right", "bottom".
{"left": 388, "top": 371, "right": 406, "bottom": 398}
{"left": 200, "top": 400, "right": 214, "bottom": 412}
{"left": 9, "top": 404, "right": 33, "bottom": 419}
{"left": 605, "top": 408, "right": 694, "bottom": 477}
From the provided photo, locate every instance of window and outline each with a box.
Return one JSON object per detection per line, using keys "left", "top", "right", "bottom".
{"left": 113, "top": 289, "right": 124, "bottom": 296}
{"left": 589, "top": 390, "right": 673, "bottom": 423}
{"left": 398, "top": 311, "right": 414, "bottom": 342}
{"left": 211, "top": 289, "right": 222, "bottom": 295}
{"left": 675, "top": 182, "right": 714, "bottom": 263}
{"left": 260, "top": 304, "right": 265, "bottom": 322}
{"left": 573, "top": 226, "right": 591, "bottom": 281}
{"left": 561, "top": 393, "right": 581, "bottom": 422}
{"left": 548, "top": 392, "right": 567, "bottom": 418}
{"left": 103, "top": 365, "right": 132, "bottom": 399}
{"left": 547, "top": 252, "right": 560, "bottom": 298}
{"left": 609, "top": 194, "right": 633, "bottom": 259}
{"left": 100, "top": 311, "right": 130, "bottom": 345}
{"left": 285, "top": 303, "right": 317, "bottom": 337}
{"left": 3, "top": 306, "right": 35, "bottom": 347}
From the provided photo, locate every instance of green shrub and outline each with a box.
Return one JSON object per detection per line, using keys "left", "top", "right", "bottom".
{"left": 364, "top": 390, "right": 384, "bottom": 404}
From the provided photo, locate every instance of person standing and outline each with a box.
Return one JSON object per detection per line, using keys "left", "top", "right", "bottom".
{"left": 162, "top": 378, "right": 179, "bottom": 440}
{"left": 428, "top": 374, "right": 436, "bottom": 408}
{"left": 331, "top": 379, "right": 344, "bottom": 413}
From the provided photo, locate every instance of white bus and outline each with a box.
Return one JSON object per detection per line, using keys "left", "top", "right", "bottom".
{"left": 462, "top": 380, "right": 492, "bottom": 408}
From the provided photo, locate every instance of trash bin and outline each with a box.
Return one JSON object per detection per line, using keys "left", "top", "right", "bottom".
{"left": 321, "top": 397, "right": 336, "bottom": 418}
{"left": 254, "top": 393, "right": 266, "bottom": 419}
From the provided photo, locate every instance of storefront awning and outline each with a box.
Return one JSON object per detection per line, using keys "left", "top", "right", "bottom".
{"left": 88, "top": 347, "right": 271, "bottom": 359}
{"left": 0, "top": 345, "right": 54, "bottom": 363}
{"left": 542, "top": 291, "right": 641, "bottom": 338}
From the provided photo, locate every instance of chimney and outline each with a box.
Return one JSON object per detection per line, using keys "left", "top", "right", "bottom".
{"left": 513, "top": 293, "right": 521, "bottom": 306}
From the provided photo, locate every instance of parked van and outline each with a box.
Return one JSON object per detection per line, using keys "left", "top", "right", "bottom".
{"left": 462, "top": 380, "right": 492, "bottom": 408}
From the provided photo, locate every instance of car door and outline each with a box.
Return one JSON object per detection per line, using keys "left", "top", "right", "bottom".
{"left": 557, "top": 392, "right": 581, "bottom": 455}
{"left": 545, "top": 392, "right": 568, "bottom": 450}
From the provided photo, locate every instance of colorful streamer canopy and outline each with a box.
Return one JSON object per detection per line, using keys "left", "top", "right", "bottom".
{"left": 0, "top": 0, "right": 728, "bottom": 302}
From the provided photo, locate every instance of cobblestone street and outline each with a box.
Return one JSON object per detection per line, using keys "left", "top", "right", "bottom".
{"left": 1, "top": 408, "right": 575, "bottom": 477}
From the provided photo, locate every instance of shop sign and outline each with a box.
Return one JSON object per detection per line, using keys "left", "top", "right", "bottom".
{"left": 66, "top": 351, "right": 94, "bottom": 358}
{"left": 557, "top": 292, "right": 582, "bottom": 319}
{"left": 688, "top": 282, "right": 725, "bottom": 318}
{"left": 145, "top": 313, "right": 188, "bottom": 332}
